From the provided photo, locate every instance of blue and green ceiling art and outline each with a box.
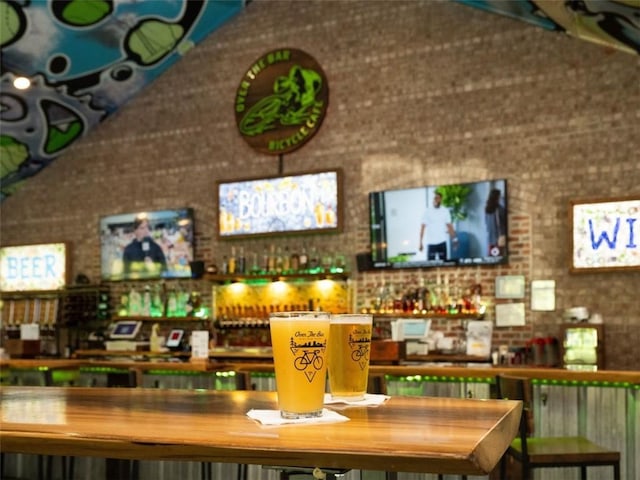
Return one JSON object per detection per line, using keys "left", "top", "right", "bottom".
{"left": 456, "top": 0, "right": 640, "bottom": 55}
{"left": 1, "top": 0, "right": 639, "bottom": 202}
{"left": 0, "top": 0, "right": 245, "bottom": 201}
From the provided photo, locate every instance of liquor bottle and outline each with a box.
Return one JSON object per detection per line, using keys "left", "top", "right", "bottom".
{"left": 142, "top": 285, "right": 152, "bottom": 316}
{"left": 415, "top": 278, "right": 428, "bottom": 314}
{"left": 298, "top": 245, "right": 308, "bottom": 272}
{"left": 128, "top": 287, "right": 142, "bottom": 316}
{"left": 185, "top": 292, "right": 195, "bottom": 317}
{"left": 308, "top": 245, "right": 319, "bottom": 272}
{"left": 275, "top": 246, "right": 284, "bottom": 274}
{"left": 267, "top": 244, "right": 276, "bottom": 273}
{"left": 282, "top": 246, "right": 291, "bottom": 273}
{"left": 262, "top": 246, "right": 270, "bottom": 274}
{"left": 250, "top": 251, "right": 260, "bottom": 274}
{"left": 185, "top": 291, "right": 202, "bottom": 317}
{"left": 151, "top": 284, "right": 164, "bottom": 317}
{"left": 117, "top": 293, "right": 129, "bottom": 317}
{"left": 237, "top": 246, "right": 246, "bottom": 274}
{"left": 166, "top": 287, "right": 178, "bottom": 317}
{"left": 290, "top": 247, "right": 300, "bottom": 272}
{"left": 228, "top": 246, "right": 237, "bottom": 274}
{"left": 175, "top": 285, "right": 189, "bottom": 316}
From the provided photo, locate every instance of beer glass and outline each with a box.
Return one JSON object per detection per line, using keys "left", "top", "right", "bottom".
{"left": 328, "top": 314, "right": 373, "bottom": 401}
{"left": 269, "top": 311, "right": 331, "bottom": 418}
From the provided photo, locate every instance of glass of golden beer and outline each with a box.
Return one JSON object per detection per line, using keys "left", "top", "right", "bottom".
{"left": 269, "top": 311, "right": 331, "bottom": 418}
{"left": 328, "top": 314, "right": 373, "bottom": 401}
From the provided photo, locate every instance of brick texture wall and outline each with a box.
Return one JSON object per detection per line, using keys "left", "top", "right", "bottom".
{"left": 1, "top": 1, "right": 638, "bottom": 369}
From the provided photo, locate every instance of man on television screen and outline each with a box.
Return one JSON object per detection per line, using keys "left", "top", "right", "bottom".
{"left": 418, "top": 189, "right": 458, "bottom": 262}
{"left": 122, "top": 217, "right": 168, "bottom": 278}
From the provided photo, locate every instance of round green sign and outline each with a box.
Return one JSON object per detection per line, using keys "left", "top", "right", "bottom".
{"left": 234, "top": 48, "right": 329, "bottom": 155}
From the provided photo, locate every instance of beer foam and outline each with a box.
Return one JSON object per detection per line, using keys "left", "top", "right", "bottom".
{"left": 330, "top": 314, "right": 372, "bottom": 324}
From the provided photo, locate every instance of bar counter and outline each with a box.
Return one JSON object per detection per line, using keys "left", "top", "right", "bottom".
{"left": 1, "top": 386, "right": 521, "bottom": 476}
{"left": 2, "top": 358, "right": 638, "bottom": 480}
{"left": 2, "top": 357, "right": 639, "bottom": 385}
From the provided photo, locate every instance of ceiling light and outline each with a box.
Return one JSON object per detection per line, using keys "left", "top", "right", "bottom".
{"left": 13, "top": 77, "right": 31, "bottom": 90}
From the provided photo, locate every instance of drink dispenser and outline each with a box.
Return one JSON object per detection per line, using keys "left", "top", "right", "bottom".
{"left": 561, "top": 322, "right": 605, "bottom": 371}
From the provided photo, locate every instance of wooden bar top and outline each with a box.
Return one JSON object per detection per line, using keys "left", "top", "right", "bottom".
{"left": 0, "top": 386, "right": 521, "bottom": 475}
{"left": 2, "top": 359, "right": 639, "bottom": 385}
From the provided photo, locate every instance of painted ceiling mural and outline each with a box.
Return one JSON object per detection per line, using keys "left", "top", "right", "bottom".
{"left": 0, "top": 0, "right": 246, "bottom": 201}
{"left": 1, "top": 0, "right": 639, "bottom": 202}
{"left": 460, "top": 0, "right": 640, "bottom": 54}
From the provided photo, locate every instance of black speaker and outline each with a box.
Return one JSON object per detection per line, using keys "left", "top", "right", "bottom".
{"left": 190, "top": 261, "right": 205, "bottom": 279}
{"left": 356, "top": 253, "right": 374, "bottom": 272}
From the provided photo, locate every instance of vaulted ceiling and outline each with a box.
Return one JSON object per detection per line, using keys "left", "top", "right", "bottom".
{"left": 1, "top": 0, "right": 639, "bottom": 202}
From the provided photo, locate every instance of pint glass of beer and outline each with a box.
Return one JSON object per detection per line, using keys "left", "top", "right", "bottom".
{"left": 269, "top": 311, "right": 331, "bottom": 418}
{"left": 328, "top": 314, "right": 373, "bottom": 401}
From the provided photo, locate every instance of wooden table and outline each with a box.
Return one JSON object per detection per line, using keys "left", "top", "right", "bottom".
{"left": 0, "top": 386, "right": 521, "bottom": 476}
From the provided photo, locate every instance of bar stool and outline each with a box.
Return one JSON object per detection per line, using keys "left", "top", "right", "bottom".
{"left": 495, "top": 374, "right": 620, "bottom": 480}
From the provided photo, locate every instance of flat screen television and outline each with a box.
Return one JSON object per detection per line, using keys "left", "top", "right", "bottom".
{"left": 217, "top": 169, "right": 342, "bottom": 239}
{"left": 100, "top": 208, "right": 195, "bottom": 281}
{"left": 369, "top": 179, "right": 508, "bottom": 269}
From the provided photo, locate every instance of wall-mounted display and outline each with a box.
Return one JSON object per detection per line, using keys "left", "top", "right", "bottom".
{"left": 369, "top": 179, "right": 508, "bottom": 269}
{"left": 0, "top": 242, "right": 69, "bottom": 291}
{"left": 100, "top": 208, "right": 195, "bottom": 281}
{"left": 570, "top": 196, "right": 639, "bottom": 273}
{"left": 217, "top": 169, "right": 342, "bottom": 239}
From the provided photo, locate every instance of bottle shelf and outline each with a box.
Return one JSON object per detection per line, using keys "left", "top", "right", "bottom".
{"left": 215, "top": 318, "right": 270, "bottom": 328}
{"left": 370, "top": 313, "right": 484, "bottom": 320}
{"left": 205, "top": 272, "right": 350, "bottom": 283}
{"left": 112, "top": 316, "right": 210, "bottom": 322}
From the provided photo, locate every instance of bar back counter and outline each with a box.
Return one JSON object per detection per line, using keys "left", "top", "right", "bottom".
{"left": 1, "top": 359, "right": 638, "bottom": 480}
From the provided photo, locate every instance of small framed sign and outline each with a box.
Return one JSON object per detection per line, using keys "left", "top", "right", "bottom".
{"left": 569, "top": 196, "right": 639, "bottom": 273}
{"left": 495, "top": 275, "right": 525, "bottom": 299}
{"left": 0, "top": 242, "right": 69, "bottom": 291}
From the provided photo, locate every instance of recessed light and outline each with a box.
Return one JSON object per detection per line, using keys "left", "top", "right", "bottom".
{"left": 13, "top": 77, "right": 31, "bottom": 90}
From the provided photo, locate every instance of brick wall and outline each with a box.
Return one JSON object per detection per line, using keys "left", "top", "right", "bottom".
{"left": 1, "top": 1, "right": 638, "bottom": 369}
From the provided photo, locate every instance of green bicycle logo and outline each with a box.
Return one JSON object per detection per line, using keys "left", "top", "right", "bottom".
{"left": 234, "top": 48, "right": 329, "bottom": 155}
{"left": 239, "top": 65, "right": 322, "bottom": 137}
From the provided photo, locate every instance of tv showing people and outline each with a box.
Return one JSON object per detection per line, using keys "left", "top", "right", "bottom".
{"left": 369, "top": 179, "right": 507, "bottom": 269}
{"left": 100, "top": 208, "right": 194, "bottom": 280}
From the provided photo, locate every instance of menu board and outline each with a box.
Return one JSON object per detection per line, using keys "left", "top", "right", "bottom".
{"left": 570, "top": 197, "right": 639, "bottom": 273}
{"left": 0, "top": 243, "right": 69, "bottom": 291}
{"left": 217, "top": 169, "right": 342, "bottom": 238}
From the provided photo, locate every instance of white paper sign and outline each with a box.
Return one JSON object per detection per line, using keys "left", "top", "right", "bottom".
{"left": 190, "top": 330, "right": 209, "bottom": 359}
{"left": 495, "top": 303, "right": 526, "bottom": 327}
{"left": 531, "top": 280, "right": 556, "bottom": 311}
{"left": 20, "top": 323, "right": 40, "bottom": 340}
{"left": 466, "top": 320, "right": 493, "bottom": 357}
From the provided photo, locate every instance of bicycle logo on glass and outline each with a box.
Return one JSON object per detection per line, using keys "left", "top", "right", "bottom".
{"left": 349, "top": 333, "right": 371, "bottom": 370}
{"left": 289, "top": 333, "right": 327, "bottom": 383}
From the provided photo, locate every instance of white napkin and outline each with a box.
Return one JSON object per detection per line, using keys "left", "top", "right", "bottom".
{"left": 323, "top": 393, "right": 390, "bottom": 406}
{"left": 247, "top": 408, "right": 350, "bottom": 426}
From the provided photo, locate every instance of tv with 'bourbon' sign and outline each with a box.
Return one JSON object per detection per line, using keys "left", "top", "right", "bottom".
{"left": 217, "top": 169, "right": 342, "bottom": 239}
{"left": 369, "top": 179, "right": 508, "bottom": 269}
